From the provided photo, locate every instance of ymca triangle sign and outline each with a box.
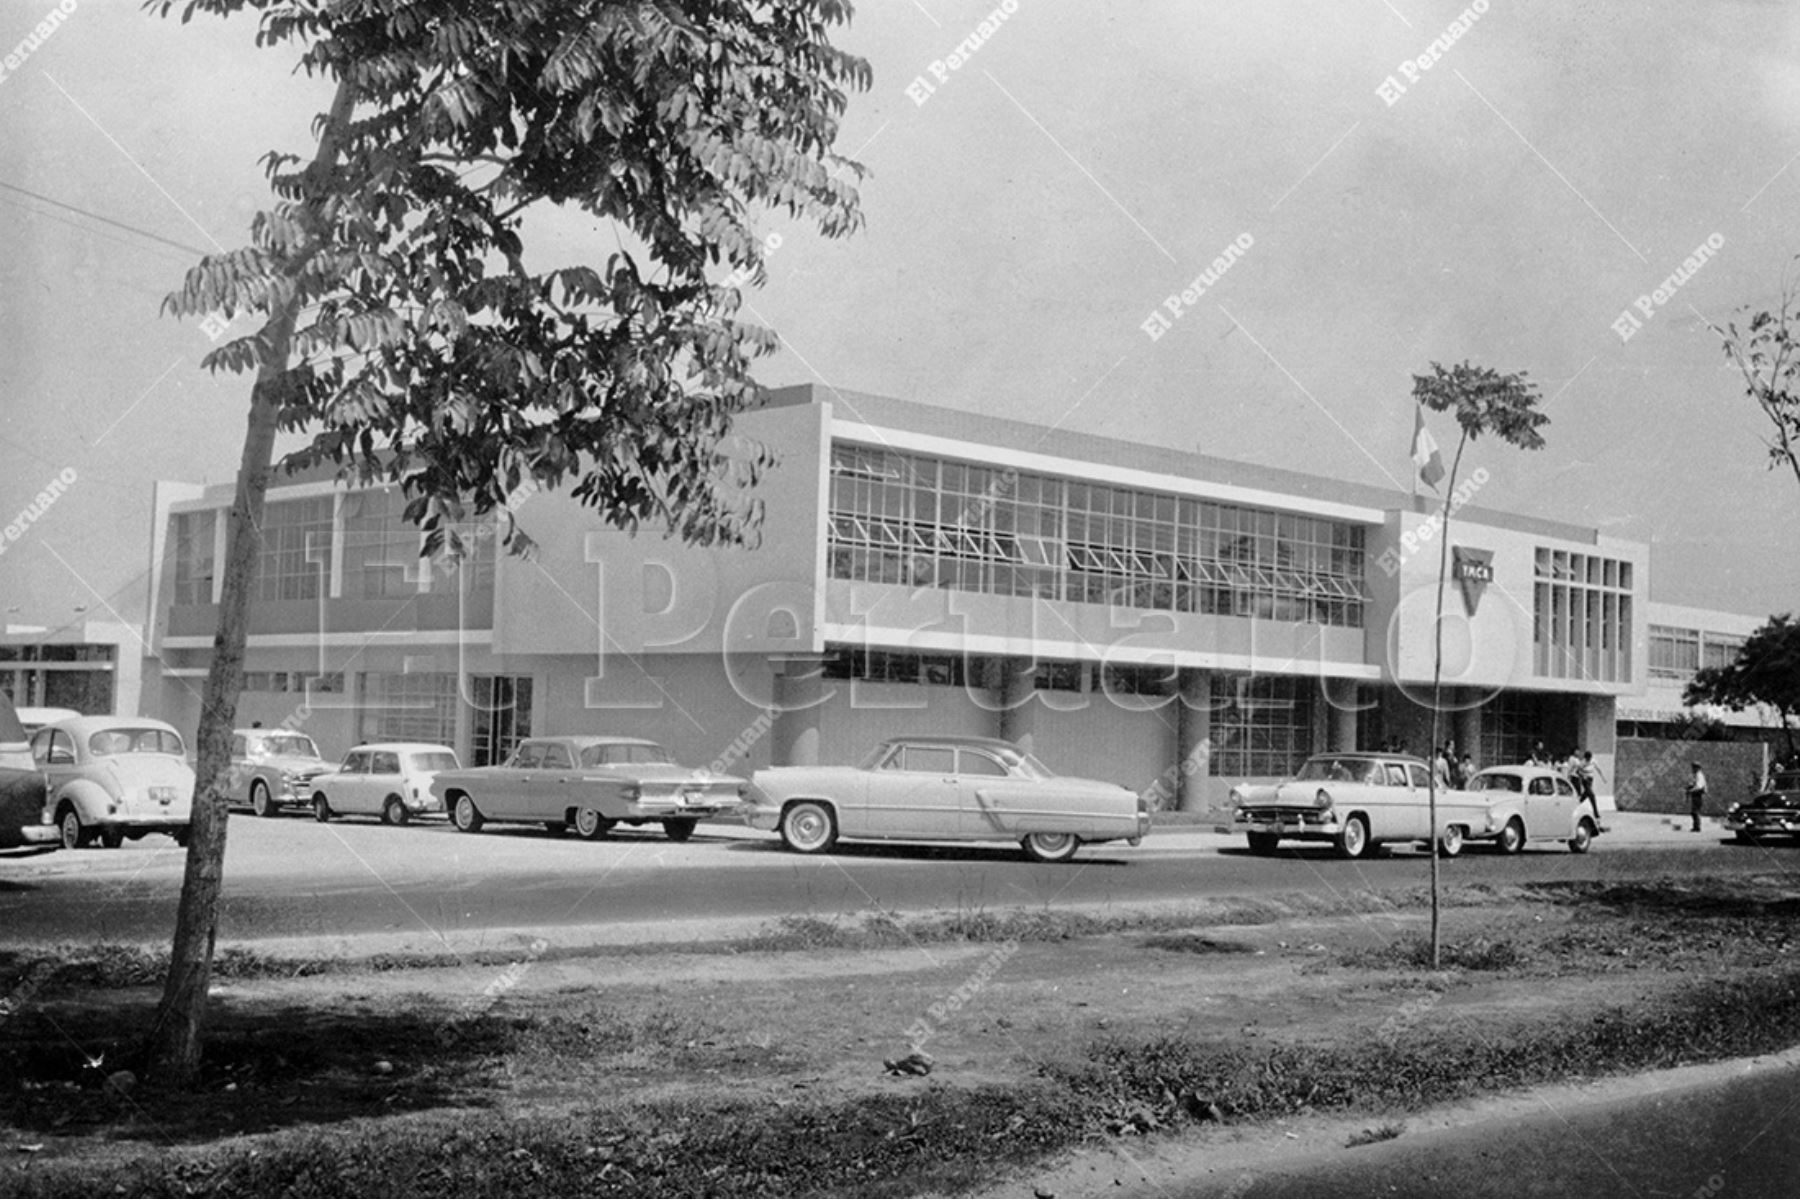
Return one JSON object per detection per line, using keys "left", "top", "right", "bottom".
{"left": 1451, "top": 546, "right": 1494, "bottom": 616}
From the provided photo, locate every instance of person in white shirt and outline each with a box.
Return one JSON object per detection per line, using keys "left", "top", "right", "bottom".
{"left": 1686, "top": 762, "right": 1708, "bottom": 832}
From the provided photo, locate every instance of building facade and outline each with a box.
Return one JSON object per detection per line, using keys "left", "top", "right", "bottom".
{"left": 145, "top": 384, "right": 1674, "bottom": 811}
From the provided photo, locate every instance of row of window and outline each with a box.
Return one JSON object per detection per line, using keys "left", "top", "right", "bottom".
{"left": 1648, "top": 625, "right": 1746, "bottom": 681}
{"left": 827, "top": 445, "right": 1369, "bottom": 627}
{"left": 815, "top": 646, "right": 1317, "bottom": 776}
{"left": 169, "top": 491, "right": 497, "bottom": 606}
{"left": 1532, "top": 550, "right": 1633, "bottom": 683}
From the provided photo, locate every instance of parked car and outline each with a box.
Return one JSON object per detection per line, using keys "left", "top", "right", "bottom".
{"left": 430, "top": 736, "right": 746, "bottom": 842}
{"left": 309, "top": 743, "right": 458, "bottom": 825}
{"left": 745, "top": 735, "right": 1148, "bottom": 863}
{"left": 1460, "top": 765, "right": 1599, "bottom": 855}
{"left": 0, "top": 694, "right": 56, "bottom": 855}
{"left": 1231, "top": 753, "right": 1443, "bottom": 859}
{"left": 16, "top": 706, "right": 81, "bottom": 735}
{"left": 226, "top": 727, "right": 334, "bottom": 817}
{"left": 30, "top": 716, "right": 194, "bottom": 849}
{"left": 1230, "top": 753, "right": 1599, "bottom": 859}
{"left": 1723, "top": 771, "right": 1800, "bottom": 843}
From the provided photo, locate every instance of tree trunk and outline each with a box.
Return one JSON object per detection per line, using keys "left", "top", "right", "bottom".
{"left": 148, "top": 76, "right": 357, "bottom": 1086}
{"left": 1426, "top": 428, "right": 1470, "bottom": 972}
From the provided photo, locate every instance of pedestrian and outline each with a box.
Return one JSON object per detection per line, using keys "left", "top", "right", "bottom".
{"left": 1432, "top": 744, "right": 1452, "bottom": 788}
{"left": 1459, "top": 752, "right": 1476, "bottom": 786}
{"left": 1573, "top": 750, "right": 1603, "bottom": 821}
{"left": 1686, "top": 762, "right": 1708, "bottom": 833}
{"left": 1527, "top": 740, "right": 1549, "bottom": 767}
{"left": 1444, "top": 739, "right": 1463, "bottom": 787}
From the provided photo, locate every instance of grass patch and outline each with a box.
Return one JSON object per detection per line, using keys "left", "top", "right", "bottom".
{"left": 1340, "top": 935, "right": 1525, "bottom": 973}
{"left": 1346, "top": 1122, "right": 1404, "bottom": 1148}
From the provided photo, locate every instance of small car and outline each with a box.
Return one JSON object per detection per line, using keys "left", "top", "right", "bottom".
{"left": 1724, "top": 771, "right": 1800, "bottom": 843}
{"left": 309, "top": 743, "right": 459, "bottom": 825}
{"left": 0, "top": 694, "right": 56, "bottom": 855}
{"left": 31, "top": 716, "right": 194, "bottom": 849}
{"left": 1458, "top": 765, "right": 1599, "bottom": 856}
{"left": 226, "top": 727, "right": 334, "bottom": 817}
{"left": 745, "top": 735, "right": 1147, "bottom": 863}
{"left": 430, "top": 736, "right": 746, "bottom": 842}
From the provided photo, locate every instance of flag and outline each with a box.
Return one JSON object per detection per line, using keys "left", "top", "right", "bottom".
{"left": 1412, "top": 406, "right": 1445, "bottom": 491}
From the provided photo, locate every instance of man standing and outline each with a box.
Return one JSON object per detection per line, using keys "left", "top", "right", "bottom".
{"left": 1686, "top": 762, "right": 1708, "bottom": 833}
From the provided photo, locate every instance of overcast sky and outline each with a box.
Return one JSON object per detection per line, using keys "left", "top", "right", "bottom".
{"left": 2, "top": 0, "right": 1797, "bottom": 640}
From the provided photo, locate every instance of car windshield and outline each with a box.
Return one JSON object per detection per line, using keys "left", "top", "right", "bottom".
{"left": 581, "top": 743, "right": 672, "bottom": 767}
{"left": 89, "top": 727, "right": 185, "bottom": 757}
{"left": 408, "top": 752, "right": 458, "bottom": 773}
{"left": 1471, "top": 772, "right": 1524, "bottom": 793}
{"left": 1769, "top": 774, "right": 1800, "bottom": 792}
{"left": 257, "top": 733, "right": 319, "bottom": 758}
{"left": 1295, "top": 757, "right": 1382, "bottom": 783}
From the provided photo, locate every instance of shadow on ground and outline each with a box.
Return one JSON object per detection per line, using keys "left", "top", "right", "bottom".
{"left": 0, "top": 993, "right": 506, "bottom": 1145}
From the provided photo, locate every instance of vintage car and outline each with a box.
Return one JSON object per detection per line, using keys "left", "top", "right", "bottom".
{"left": 430, "top": 736, "right": 746, "bottom": 842}
{"left": 309, "top": 742, "right": 459, "bottom": 825}
{"left": 1724, "top": 771, "right": 1800, "bottom": 843}
{"left": 30, "top": 716, "right": 194, "bottom": 849}
{"left": 0, "top": 694, "right": 56, "bottom": 855}
{"left": 227, "top": 727, "right": 335, "bottom": 817}
{"left": 1458, "top": 765, "right": 1599, "bottom": 856}
{"left": 744, "top": 735, "right": 1148, "bottom": 863}
{"left": 1230, "top": 753, "right": 1599, "bottom": 859}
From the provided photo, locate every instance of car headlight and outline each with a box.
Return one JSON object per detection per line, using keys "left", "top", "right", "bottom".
{"left": 1228, "top": 786, "right": 1247, "bottom": 810}
{"left": 1726, "top": 803, "right": 1740, "bottom": 815}
{"left": 1314, "top": 789, "right": 1334, "bottom": 810}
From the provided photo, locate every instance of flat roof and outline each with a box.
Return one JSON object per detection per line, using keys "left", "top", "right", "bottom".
{"left": 764, "top": 382, "right": 1602, "bottom": 544}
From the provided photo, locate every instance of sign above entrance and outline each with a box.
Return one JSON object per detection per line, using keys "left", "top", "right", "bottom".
{"left": 1451, "top": 546, "right": 1494, "bottom": 616}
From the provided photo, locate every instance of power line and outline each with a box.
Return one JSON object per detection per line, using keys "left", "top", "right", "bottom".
{"left": 0, "top": 178, "right": 213, "bottom": 259}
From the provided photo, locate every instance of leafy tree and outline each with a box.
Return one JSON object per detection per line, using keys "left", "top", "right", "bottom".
{"left": 1412, "top": 361, "right": 1549, "bottom": 969}
{"left": 145, "top": 0, "right": 869, "bottom": 1084}
{"left": 1715, "top": 277, "right": 1800, "bottom": 489}
{"left": 1684, "top": 613, "right": 1800, "bottom": 758}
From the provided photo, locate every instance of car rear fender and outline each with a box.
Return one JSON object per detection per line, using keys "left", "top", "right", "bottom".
{"left": 53, "top": 779, "right": 114, "bottom": 822}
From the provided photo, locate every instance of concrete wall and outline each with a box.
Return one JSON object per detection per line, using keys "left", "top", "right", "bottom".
{"left": 1614, "top": 737, "right": 1770, "bottom": 814}
{"left": 818, "top": 680, "right": 991, "bottom": 761}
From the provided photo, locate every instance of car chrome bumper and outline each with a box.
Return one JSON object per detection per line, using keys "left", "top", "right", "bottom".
{"left": 13, "top": 824, "right": 59, "bottom": 846}
{"left": 1233, "top": 816, "right": 1343, "bottom": 838}
{"left": 1725, "top": 815, "right": 1800, "bottom": 834}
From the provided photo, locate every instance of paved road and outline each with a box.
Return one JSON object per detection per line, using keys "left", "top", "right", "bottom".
{"left": 1168, "top": 1053, "right": 1800, "bottom": 1198}
{"left": 3, "top": 811, "right": 1790, "bottom": 953}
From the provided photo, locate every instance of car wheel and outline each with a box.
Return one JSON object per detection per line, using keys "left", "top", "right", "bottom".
{"left": 1496, "top": 817, "right": 1525, "bottom": 856}
{"left": 574, "top": 806, "right": 615, "bottom": 840}
{"left": 544, "top": 820, "right": 568, "bottom": 837}
{"left": 1246, "top": 832, "right": 1281, "bottom": 855}
{"left": 779, "top": 801, "right": 837, "bottom": 854}
{"left": 384, "top": 797, "right": 409, "bottom": 827}
{"left": 313, "top": 794, "right": 332, "bottom": 823}
{"left": 661, "top": 818, "right": 697, "bottom": 843}
{"left": 1568, "top": 818, "right": 1595, "bottom": 855}
{"left": 1021, "top": 832, "right": 1080, "bottom": 863}
{"left": 452, "top": 794, "right": 484, "bottom": 833}
{"left": 58, "top": 805, "right": 89, "bottom": 850}
{"left": 100, "top": 827, "right": 125, "bottom": 850}
{"left": 1335, "top": 815, "right": 1371, "bottom": 860}
{"left": 1734, "top": 829, "right": 1761, "bottom": 845}
{"left": 1437, "top": 825, "right": 1464, "bottom": 859}
{"left": 251, "top": 781, "right": 275, "bottom": 818}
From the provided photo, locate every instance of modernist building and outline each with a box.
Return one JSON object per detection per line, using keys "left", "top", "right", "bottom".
{"left": 144, "top": 384, "right": 1682, "bottom": 811}
{"left": 1, "top": 619, "right": 143, "bottom": 718}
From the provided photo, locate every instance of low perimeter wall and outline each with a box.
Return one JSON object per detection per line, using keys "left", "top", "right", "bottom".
{"left": 1613, "top": 738, "right": 1770, "bottom": 814}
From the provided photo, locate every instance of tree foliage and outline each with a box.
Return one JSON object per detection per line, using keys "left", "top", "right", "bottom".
{"left": 153, "top": 0, "right": 870, "bottom": 549}
{"left": 1685, "top": 613, "right": 1800, "bottom": 754}
{"left": 1715, "top": 274, "right": 1800, "bottom": 490}
{"left": 1411, "top": 360, "right": 1549, "bottom": 453}
{"left": 143, "top": 0, "right": 869, "bottom": 1085}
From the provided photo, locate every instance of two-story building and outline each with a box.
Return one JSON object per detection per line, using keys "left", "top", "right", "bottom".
{"left": 143, "top": 384, "right": 1660, "bottom": 810}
